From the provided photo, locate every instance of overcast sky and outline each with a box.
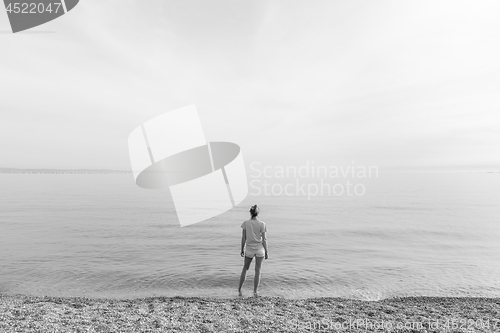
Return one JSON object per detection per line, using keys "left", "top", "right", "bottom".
{"left": 0, "top": 0, "right": 499, "bottom": 170}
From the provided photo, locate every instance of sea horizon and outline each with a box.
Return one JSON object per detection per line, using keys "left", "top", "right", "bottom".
{"left": 1, "top": 171, "right": 499, "bottom": 301}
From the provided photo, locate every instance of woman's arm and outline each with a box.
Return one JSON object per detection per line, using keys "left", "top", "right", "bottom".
{"left": 262, "top": 231, "right": 268, "bottom": 259}
{"left": 240, "top": 229, "right": 246, "bottom": 256}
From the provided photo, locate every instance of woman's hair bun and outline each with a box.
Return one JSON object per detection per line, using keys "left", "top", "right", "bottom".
{"left": 249, "top": 204, "right": 260, "bottom": 217}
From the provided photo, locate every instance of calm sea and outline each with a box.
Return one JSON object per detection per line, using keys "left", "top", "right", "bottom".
{"left": 1, "top": 171, "right": 499, "bottom": 300}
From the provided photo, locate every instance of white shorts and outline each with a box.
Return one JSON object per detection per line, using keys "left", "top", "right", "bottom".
{"left": 245, "top": 246, "right": 265, "bottom": 258}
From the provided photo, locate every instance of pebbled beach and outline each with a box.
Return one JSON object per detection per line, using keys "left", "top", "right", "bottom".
{"left": 1, "top": 293, "right": 500, "bottom": 332}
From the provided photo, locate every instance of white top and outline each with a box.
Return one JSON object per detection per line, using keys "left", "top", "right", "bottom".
{"left": 241, "top": 219, "right": 267, "bottom": 250}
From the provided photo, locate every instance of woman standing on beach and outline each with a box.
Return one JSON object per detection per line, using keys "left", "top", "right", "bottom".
{"left": 238, "top": 204, "right": 268, "bottom": 297}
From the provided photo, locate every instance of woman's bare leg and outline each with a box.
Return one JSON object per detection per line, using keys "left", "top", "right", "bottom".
{"left": 254, "top": 256, "right": 264, "bottom": 296}
{"left": 238, "top": 256, "right": 253, "bottom": 295}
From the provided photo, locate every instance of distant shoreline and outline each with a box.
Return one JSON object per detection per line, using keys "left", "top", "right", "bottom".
{"left": 1, "top": 293, "right": 499, "bottom": 332}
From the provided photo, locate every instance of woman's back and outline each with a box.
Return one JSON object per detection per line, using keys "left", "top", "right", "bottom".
{"left": 241, "top": 219, "right": 267, "bottom": 249}
{"left": 238, "top": 205, "right": 268, "bottom": 296}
